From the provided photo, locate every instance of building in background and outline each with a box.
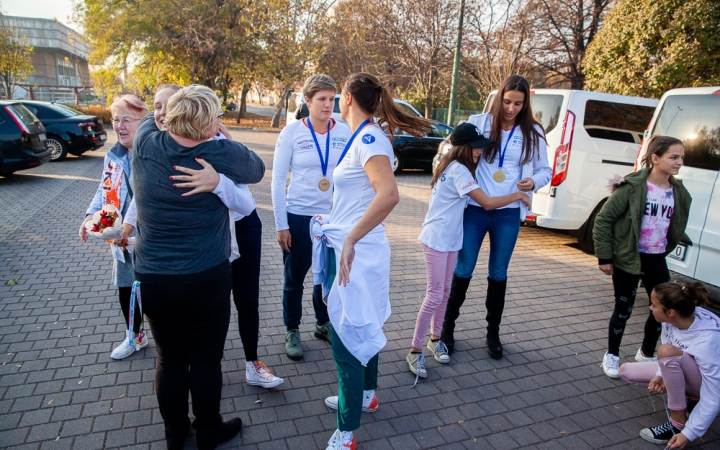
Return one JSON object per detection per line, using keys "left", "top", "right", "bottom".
{"left": 5, "top": 16, "right": 92, "bottom": 103}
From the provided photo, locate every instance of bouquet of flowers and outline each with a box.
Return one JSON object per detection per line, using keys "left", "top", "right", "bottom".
{"left": 85, "top": 205, "right": 124, "bottom": 241}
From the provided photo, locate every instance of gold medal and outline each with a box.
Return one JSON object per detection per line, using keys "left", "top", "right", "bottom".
{"left": 493, "top": 170, "right": 505, "bottom": 183}
{"left": 318, "top": 178, "right": 331, "bottom": 191}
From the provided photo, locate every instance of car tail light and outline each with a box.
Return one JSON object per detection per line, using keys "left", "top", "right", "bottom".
{"left": 5, "top": 106, "right": 30, "bottom": 134}
{"left": 78, "top": 121, "right": 95, "bottom": 130}
{"left": 712, "top": 89, "right": 720, "bottom": 95}
{"left": 633, "top": 123, "right": 653, "bottom": 172}
{"left": 550, "top": 110, "right": 575, "bottom": 186}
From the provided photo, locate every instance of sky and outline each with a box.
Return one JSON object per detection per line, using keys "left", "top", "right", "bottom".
{"left": 2, "top": 0, "right": 80, "bottom": 31}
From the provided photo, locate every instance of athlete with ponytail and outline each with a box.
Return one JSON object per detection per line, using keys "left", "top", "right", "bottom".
{"left": 618, "top": 282, "right": 720, "bottom": 448}
{"left": 594, "top": 136, "right": 692, "bottom": 378}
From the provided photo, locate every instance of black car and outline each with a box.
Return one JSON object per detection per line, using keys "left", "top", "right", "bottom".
{"left": 0, "top": 101, "right": 51, "bottom": 176}
{"left": 19, "top": 101, "right": 107, "bottom": 161}
{"left": 392, "top": 120, "right": 453, "bottom": 173}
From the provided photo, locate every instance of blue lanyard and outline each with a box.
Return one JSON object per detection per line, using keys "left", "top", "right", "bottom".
{"left": 307, "top": 118, "right": 331, "bottom": 177}
{"left": 498, "top": 125, "right": 518, "bottom": 168}
{"left": 337, "top": 119, "right": 372, "bottom": 165}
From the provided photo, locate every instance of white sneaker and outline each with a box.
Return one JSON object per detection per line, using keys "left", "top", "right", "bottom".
{"left": 245, "top": 361, "right": 284, "bottom": 388}
{"left": 326, "top": 429, "right": 355, "bottom": 450}
{"left": 111, "top": 331, "right": 148, "bottom": 360}
{"left": 324, "top": 390, "right": 378, "bottom": 413}
{"left": 635, "top": 348, "right": 658, "bottom": 362}
{"left": 601, "top": 352, "right": 620, "bottom": 378}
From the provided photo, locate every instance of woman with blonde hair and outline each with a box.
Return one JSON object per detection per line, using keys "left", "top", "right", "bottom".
{"left": 132, "top": 85, "right": 265, "bottom": 450}
{"left": 79, "top": 94, "right": 149, "bottom": 360}
{"left": 319, "top": 73, "right": 431, "bottom": 450}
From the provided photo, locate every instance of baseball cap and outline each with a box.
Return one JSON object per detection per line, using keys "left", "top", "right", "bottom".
{"left": 449, "top": 123, "right": 494, "bottom": 148}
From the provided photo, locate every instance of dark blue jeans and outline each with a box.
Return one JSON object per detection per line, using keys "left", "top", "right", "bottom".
{"left": 282, "top": 212, "right": 328, "bottom": 330}
{"left": 454, "top": 205, "right": 521, "bottom": 281}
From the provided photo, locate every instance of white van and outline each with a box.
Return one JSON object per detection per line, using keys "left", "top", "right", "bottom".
{"left": 634, "top": 86, "right": 720, "bottom": 288}
{"left": 435, "top": 89, "right": 658, "bottom": 251}
{"left": 285, "top": 93, "right": 423, "bottom": 126}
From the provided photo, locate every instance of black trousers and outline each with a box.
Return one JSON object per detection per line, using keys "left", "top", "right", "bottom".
{"left": 231, "top": 210, "right": 262, "bottom": 361}
{"left": 608, "top": 253, "right": 670, "bottom": 357}
{"left": 118, "top": 287, "right": 142, "bottom": 334}
{"left": 136, "top": 261, "right": 232, "bottom": 439}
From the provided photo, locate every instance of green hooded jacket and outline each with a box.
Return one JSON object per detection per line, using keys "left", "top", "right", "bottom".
{"left": 593, "top": 168, "right": 692, "bottom": 275}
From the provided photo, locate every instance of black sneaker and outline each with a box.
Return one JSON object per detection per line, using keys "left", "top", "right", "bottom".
{"left": 639, "top": 421, "right": 682, "bottom": 444}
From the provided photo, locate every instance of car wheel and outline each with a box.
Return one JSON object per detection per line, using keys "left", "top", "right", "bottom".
{"left": 578, "top": 201, "right": 605, "bottom": 254}
{"left": 392, "top": 151, "right": 402, "bottom": 174}
{"left": 46, "top": 137, "right": 68, "bottom": 161}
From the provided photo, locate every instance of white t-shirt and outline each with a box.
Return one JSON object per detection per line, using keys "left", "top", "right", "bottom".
{"left": 466, "top": 114, "right": 548, "bottom": 209}
{"left": 272, "top": 119, "right": 352, "bottom": 231}
{"left": 418, "top": 161, "right": 480, "bottom": 252}
{"left": 330, "top": 124, "right": 392, "bottom": 228}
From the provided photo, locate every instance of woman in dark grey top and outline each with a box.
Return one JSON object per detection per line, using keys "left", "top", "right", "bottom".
{"left": 131, "top": 85, "right": 264, "bottom": 450}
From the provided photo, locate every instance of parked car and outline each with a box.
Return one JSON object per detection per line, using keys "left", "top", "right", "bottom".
{"left": 392, "top": 120, "right": 452, "bottom": 173}
{"left": 433, "top": 89, "right": 658, "bottom": 252}
{"left": 634, "top": 86, "right": 720, "bottom": 289}
{"left": 286, "top": 93, "right": 423, "bottom": 127}
{"left": 18, "top": 101, "right": 107, "bottom": 161}
{"left": 0, "top": 101, "right": 51, "bottom": 176}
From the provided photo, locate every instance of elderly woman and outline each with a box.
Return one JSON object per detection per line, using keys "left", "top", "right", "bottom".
{"left": 79, "top": 94, "right": 149, "bottom": 360}
{"left": 131, "top": 85, "right": 265, "bottom": 450}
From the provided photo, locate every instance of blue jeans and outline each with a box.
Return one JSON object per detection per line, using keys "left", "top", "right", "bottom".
{"left": 282, "top": 213, "right": 329, "bottom": 330}
{"left": 454, "top": 205, "right": 521, "bottom": 281}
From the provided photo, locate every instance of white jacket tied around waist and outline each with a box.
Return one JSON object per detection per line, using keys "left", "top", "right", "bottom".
{"left": 310, "top": 214, "right": 391, "bottom": 365}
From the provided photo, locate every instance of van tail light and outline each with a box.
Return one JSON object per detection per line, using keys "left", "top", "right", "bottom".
{"left": 712, "top": 89, "right": 720, "bottom": 95}
{"left": 551, "top": 110, "right": 575, "bottom": 186}
{"left": 5, "top": 106, "right": 30, "bottom": 134}
{"left": 634, "top": 122, "right": 653, "bottom": 172}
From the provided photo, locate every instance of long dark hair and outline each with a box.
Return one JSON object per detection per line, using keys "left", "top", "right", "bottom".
{"left": 485, "top": 75, "right": 545, "bottom": 165}
{"left": 343, "top": 73, "right": 431, "bottom": 140}
{"left": 653, "top": 281, "right": 708, "bottom": 318}
{"left": 642, "top": 135, "right": 684, "bottom": 168}
{"left": 430, "top": 145, "right": 477, "bottom": 187}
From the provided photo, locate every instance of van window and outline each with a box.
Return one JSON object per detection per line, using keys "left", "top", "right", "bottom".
{"left": 334, "top": 97, "right": 340, "bottom": 113}
{"left": 652, "top": 95, "right": 720, "bottom": 171}
{"left": 583, "top": 100, "right": 654, "bottom": 144}
{"left": 531, "top": 95, "right": 563, "bottom": 134}
{"left": 482, "top": 93, "right": 563, "bottom": 133}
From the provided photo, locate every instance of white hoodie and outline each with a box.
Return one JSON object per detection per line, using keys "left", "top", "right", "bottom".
{"left": 660, "top": 307, "right": 720, "bottom": 441}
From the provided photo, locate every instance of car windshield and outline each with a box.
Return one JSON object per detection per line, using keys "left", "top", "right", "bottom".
{"left": 483, "top": 93, "right": 563, "bottom": 133}
{"left": 10, "top": 104, "right": 39, "bottom": 125}
{"left": 52, "top": 104, "right": 82, "bottom": 117}
{"left": 652, "top": 94, "right": 720, "bottom": 171}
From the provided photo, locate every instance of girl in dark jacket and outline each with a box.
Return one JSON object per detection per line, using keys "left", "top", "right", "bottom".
{"left": 594, "top": 135, "right": 692, "bottom": 379}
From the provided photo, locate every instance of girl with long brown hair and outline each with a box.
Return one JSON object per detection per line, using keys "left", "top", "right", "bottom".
{"left": 406, "top": 123, "right": 530, "bottom": 384}
{"left": 320, "top": 73, "right": 429, "bottom": 450}
{"left": 440, "top": 75, "right": 552, "bottom": 360}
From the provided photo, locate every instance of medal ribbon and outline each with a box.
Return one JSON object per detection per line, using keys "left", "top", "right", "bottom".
{"left": 497, "top": 125, "right": 518, "bottom": 169}
{"left": 307, "top": 118, "right": 331, "bottom": 177}
{"left": 337, "top": 119, "right": 372, "bottom": 165}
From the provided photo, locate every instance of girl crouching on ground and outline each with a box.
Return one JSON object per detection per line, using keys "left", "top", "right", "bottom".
{"left": 406, "top": 123, "right": 531, "bottom": 382}
{"left": 618, "top": 281, "right": 720, "bottom": 448}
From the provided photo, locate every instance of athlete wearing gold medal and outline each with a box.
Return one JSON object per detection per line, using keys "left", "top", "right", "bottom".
{"left": 439, "top": 75, "right": 552, "bottom": 361}
{"left": 271, "top": 75, "right": 352, "bottom": 361}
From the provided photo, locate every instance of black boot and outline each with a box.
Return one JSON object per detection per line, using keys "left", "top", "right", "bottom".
{"left": 485, "top": 277, "right": 507, "bottom": 360}
{"left": 440, "top": 275, "right": 471, "bottom": 355}
{"left": 196, "top": 418, "right": 243, "bottom": 450}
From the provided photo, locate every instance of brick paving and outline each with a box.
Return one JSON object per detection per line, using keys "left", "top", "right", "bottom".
{"left": 1, "top": 129, "right": 719, "bottom": 450}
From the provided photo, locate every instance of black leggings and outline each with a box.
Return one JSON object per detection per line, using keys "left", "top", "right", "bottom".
{"left": 118, "top": 286, "right": 142, "bottom": 334}
{"left": 231, "top": 210, "right": 262, "bottom": 362}
{"left": 608, "top": 253, "right": 670, "bottom": 357}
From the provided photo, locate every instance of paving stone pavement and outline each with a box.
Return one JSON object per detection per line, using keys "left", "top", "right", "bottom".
{"left": 1, "top": 129, "right": 719, "bottom": 450}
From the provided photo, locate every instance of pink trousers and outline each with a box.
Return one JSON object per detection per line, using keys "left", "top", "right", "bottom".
{"left": 619, "top": 351, "right": 701, "bottom": 411}
{"left": 412, "top": 245, "right": 458, "bottom": 350}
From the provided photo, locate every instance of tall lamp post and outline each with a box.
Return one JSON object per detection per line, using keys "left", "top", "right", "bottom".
{"left": 447, "top": 0, "right": 465, "bottom": 126}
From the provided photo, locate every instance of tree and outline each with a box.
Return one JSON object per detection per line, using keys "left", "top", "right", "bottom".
{"left": 90, "top": 67, "right": 123, "bottom": 105}
{"left": 0, "top": 14, "right": 34, "bottom": 99}
{"left": 526, "top": 0, "right": 611, "bottom": 88}
{"left": 584, "top": 0, "right": 720, "bottom": 98}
